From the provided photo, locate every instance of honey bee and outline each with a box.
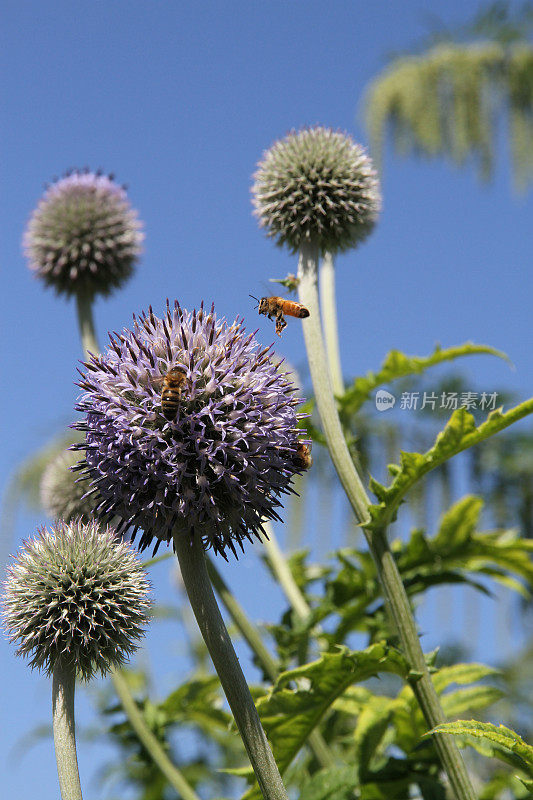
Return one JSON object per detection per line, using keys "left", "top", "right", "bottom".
{"left": 250, "top": 295, "right": 310, "bottom": 337}
{"left": 294, "top": 442, "right": 313, "bottom": 470}
{"left": 157, "top": 365, "right": 190, "bottom": 420}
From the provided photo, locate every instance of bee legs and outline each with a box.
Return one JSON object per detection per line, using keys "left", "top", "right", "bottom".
{"left": 275, "top": 313, "right": 287, "bottom": 337}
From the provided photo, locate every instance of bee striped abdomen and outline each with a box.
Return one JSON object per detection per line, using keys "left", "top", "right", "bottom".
{"left": 160, "top": 366, "right": 188, "bottom": 421}
{"left": 283, "top": 300, "right": 309, "bottom": 319}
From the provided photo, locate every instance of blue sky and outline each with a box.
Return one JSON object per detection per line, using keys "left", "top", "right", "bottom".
{"left": 1, "top": 2, "right": 532, "bottom": 798}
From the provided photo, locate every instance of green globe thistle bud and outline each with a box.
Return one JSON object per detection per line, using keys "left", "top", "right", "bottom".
{"left": 23, "top": 170, "right": 144, "bottom": 299}
{"left": 1, "top": 520, "right": 151, "bottom": 680}
{"left": 41, "top": 449, "right": 95, "bottom": 523}
{"left": 252, "top": 126, "right": 381, "bottom": 254}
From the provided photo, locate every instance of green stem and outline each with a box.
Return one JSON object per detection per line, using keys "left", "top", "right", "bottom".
{"left": 262, "top": 523, "right": 310, "bottom": 620}
{"left": 52, "top": 663, "right": 83, "bottom": 800}
{"left": 111, "top": 669, "right": 201, "bottom": 800}
{"left": 206, "top": 556, "right": 279, "bottom": 680}
{"left": 319, "top": 252, "right": 344, "bottom": 396}
{"left": 173, "top": 531, "right": 289, "bottom": 800}
{"left": 75, "top": 292, "right": 100, "bottom": 360}
{"left": 297, "top": 240, "right": 475, "bottom": 800}
{"left": 207, "top": 552, "right": 335, "bottom": 770}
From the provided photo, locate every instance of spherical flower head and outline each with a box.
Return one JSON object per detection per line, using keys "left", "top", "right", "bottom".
{"left": 74, "top": 301, "right": 308, "bottom": 559}
{"left": 1, "top": 519, "right": 151, "bottom": 680}
{"left": 23, "top": 169, "right": 144, "bottom": 299}
{"left": 252, "top": 126, "right": 381, "bottom": 254}
{"left": 41, "top": 448, "right": 96, "bottom": 523}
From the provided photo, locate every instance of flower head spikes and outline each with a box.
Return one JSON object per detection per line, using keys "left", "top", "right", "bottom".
{"left": 1, "top": 520, "right": 151, "bottom": 680}
{"left": 41, "top": 448, "right": 96, "bottom": 523}
{"left": 74, "top": 301, "right": 308, "bottom": 559}
{"left": 23, "top": 169, "right": 144, "bottom": 298}
{"left": 252, "top": 126, "right": 381, "bottom": 254}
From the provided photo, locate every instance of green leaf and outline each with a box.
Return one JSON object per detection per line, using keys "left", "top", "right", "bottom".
{"left": 353, "top": 696, "right": 399, "bottom": 777}
{"left": 430, "top": 662, "right": 500, "bottom": 694}
{"left": 427, "top": 719, "right": 533, "bottom": 778}
{"left": 340, "top": 343, "right": 507, "bottom": 414}
{"left": 440, "top": 686, "right": 504, "bottom": 717}
{"left": 365, "top": 399, "right": 533, "bottom": 534}
{"left": 158, "top": 676, "right": 232, "bottom": 742}
{"left": 240, "top": 643, "right": 408, "bottom": 799}
{"left": 299, "top": 766, "right": 358, "bottom": 800}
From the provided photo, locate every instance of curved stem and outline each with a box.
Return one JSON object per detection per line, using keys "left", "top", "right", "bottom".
{"left": 52, "top": 664, "right": 83, "bottom": 800}
{"left": 75, "top": 292, "right": 100, "bottom": 360}
{"left": 297, "top": 241, "right": 475, "bottom": 800}
{"left": 111, "top": 669, "right": 201, "bottom": 800}
{"left": 319, "top": 252, "right": 344, "bottom": 396}
{"left": 173, "top": 531, "right": 289, "bottom": 800}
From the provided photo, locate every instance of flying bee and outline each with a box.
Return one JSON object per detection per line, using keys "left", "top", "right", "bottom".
{"left": 294, "top": 442, "right": 313, "bottom": 471}
{"left": 250, "top": 295, "right": 310, "bottom": 337}
{"left": 153, "top": 365, "right": 190, "bottom": 420}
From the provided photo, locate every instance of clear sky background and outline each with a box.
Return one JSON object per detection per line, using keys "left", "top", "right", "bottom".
{"left": 1, "top": 2, "right": 532, "bottom": 799}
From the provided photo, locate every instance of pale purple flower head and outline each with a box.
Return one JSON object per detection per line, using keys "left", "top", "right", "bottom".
{"left": 74, "top": 301, "right": 308, "bottom": 558}
{"left": 23, "top": 169, "right": 143, "bottom": 298}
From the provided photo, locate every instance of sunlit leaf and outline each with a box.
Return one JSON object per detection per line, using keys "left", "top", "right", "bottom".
{"left": 427, "top": 719, "right": 533, "bottom": 779}
{"left": 340, "top": 343, "right": 507, "bottom": 415}
{"left": 239, "top": 643, "right": 408, "bottom": 799}
{"left": 366, "top": 399, "right": 533, "bottom": 533}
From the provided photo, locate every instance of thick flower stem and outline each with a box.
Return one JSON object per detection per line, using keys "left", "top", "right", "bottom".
{"left": 75, "top": 292, "right": 100, "bottom": 360}
{"left": 297, "top": 240, "right": 475, "bottom": 800}
{"left": 52, "top": 664, "right": 83, "bottom": 800}
{"left": 111, "top": 669, "right": 200, "bottom": 800}
{"left": 173, "top": 531, "right": 289, "bottom": 800}
{"left": 319, "top": 252, "right": 344, "bottom": 396}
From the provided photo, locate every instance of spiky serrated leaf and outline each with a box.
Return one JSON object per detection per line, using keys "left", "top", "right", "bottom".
{"left": 427, "top": 719, "right": 533, "bottom": 778}
{"left": 239, "top": 643, "right": 408, "bottom": 799}
{"left": 365, "top": 399, "right": 533, "bottom": 534}
{"left": 340, "top": 343, "right": 507, "bottom": 414}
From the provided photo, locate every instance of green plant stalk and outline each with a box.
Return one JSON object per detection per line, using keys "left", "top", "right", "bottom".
{"left": 207, "top": 552, "right": 335, "bottom": 769}
{"left": 262, "top": 523, "right": 310, "bottom": 620}
{"left": 111, "top": 669, "right": 201, "bottom": 800}
{"left": 52, "top": 663, "right": 83, "bottom": 800}
{"left": 297, "top": 240, "right": 475, "bottom": 800}
{"left": 319, "top": 251, "right": 344, "bottom": 396}
{"left": 173, "top": 531, "right": 289, "bottom": 800}
{"left": 75, "top": 291, "right": 100, "bottom": 360}
{"left": 73, "top": 300, "right": 199, "bottom": 798}
{"left": 206, "top": 555, "right": 279, "bottom": 679}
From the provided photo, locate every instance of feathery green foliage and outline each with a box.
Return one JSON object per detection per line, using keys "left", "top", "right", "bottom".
{"left": 366, "top": 41, "right": 533, "bottom": 189}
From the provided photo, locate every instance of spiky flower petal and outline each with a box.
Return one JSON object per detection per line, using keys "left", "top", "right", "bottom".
{"left": 23, "top": 170, "right": 144, "bottom": 298}
{"left": 1, "top": 520, "right": 151, "bottom": 680}
{"left": 252, "top": 126, "right": 381, "bottom": 253}
{"left": 41, "top": 448, "right": 96, "bottom": 523}
{"left": 74, "top": 301, "right": 308, "bottom": 558}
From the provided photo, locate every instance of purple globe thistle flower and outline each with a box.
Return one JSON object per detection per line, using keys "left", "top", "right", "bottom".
{"left": 74, "top": 301, "right": 308, "bottom": 559}
{"left": 23, "top": 169, "right": 143, "bottom": 299}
